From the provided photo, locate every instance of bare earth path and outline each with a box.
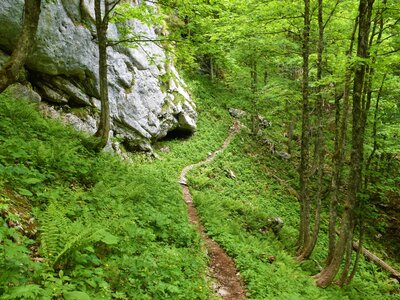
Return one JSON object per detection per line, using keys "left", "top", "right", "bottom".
{"left": 179, "top": 120, "right": 246, "bottom": 300}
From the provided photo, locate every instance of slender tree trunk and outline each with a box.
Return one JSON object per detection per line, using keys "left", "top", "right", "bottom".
{"left": 326, "top": 17, "right": 358, "bottom": 265}
{"left": 210, "top": 56, "right": 214, "bottom": 81}
{"left": 263, "top": 67, "right": 268, "bottom": 85}
{"left": 345, "top": 221, "right": 365, "bottom": 285}
{"left": 297, "top": 0, "right": 311, "bottom": 253}
{"left": 296, "top": 0, "right": 324, "bottom": 261}
{"left": 315, "top": 0, "right": 375, "bottom": 287}
{"left": 286, "top": 99, "right": 294, "bottom": 155}
{"left": 365, "top": 1, "right": 386, "bottom": 182}
{"left": 0, "top": 0, "right": 42, "bottom": 92}
{"left": 250, "top": 56, "right": 259, "bottom": 136}
{"left": 337, "top": 218, "right": 356, "bottom": 285}
{"left": 346, "top": 5, "right": 386, "bottom": 286}
{"left": 94, "top": 0, "right": 111, "bottom": 149}
{"left": 365, "top": 74, "right": 386, "bottom": 173}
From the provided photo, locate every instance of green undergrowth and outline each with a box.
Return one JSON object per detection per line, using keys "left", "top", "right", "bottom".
{"left": 1, "top": 74, "right": 399, "bottom": 299}
{"left": 0, "top": 77, "right": 234, "bottom": 300}
{"left": 183, "top": 81, "right": 400, "bottom": 299}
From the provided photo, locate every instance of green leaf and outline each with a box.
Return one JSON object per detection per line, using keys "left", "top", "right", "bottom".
{"left": 2, "top": 285, "right": 44, "bottom": 299}
{"left": 22, "top": 177, "right": 43, "bottom": 185}
{"left": 100, "top": 231, "right": 119, "bottom": 245}
{"left": 17, "top": 188, "right": 33, "bottom": 197}
{"left": 63, "top": 291, "right": 91, "bottom": 300}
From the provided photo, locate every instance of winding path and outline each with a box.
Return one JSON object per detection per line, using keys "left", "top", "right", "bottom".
{"left": 179, "top": 120, "right": 246, "bottom": 300}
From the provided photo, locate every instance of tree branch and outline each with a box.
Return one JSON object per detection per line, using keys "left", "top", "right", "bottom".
{"left": 107, "top": 37, "right": 178, "bottom": 47}
{"left": 103, "top": 0, "right": 122, "bottom": 23}
{"left": 323, "top": 0, "right": 341, "bottom": 29}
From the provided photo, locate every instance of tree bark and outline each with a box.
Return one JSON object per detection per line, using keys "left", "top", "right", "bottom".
{"left": 0, "top": 0, "right": 42, "bottom": 92}
{"left": 345, "top": 221, "right": 364, "bottom": 285}
{"left": 286, "top": 99, "right": 294, "bottom": 155}
{"left": 210, "top": 56, "right": 214, "bottom": 81}
{"left": 315, "top": 0, "right": 375, "bottom": 287}
{"left": 250, "top": 56, "right": 259, "bottom": 136}
{"left": 297, "top": 0, "right": 311, "bottom": 253}
{"left": 346, "top": 3, "right": 386, "bottom": 286}
{"left": 94, "top": 0, "right": 111, "bottom": 149}
{"left": 337, "top": 218, "right": 356, "bottom": 285}
{"left": 297, "top": 0, "right": 324, "bottom": 261}
{"left": 365, "top": 74, "right": 386, "bottom": 174}
{"left": 364, "top": 1, "right": 386, "bottom": 186}
{"left": 326, "top": 16, "right": 358, "bottom": 265}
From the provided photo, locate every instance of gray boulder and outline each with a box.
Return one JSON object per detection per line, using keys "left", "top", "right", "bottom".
{"left": 0, "top": 0, "right": 197, "bottom": 150}
{"left": 4, "top": 83, "right": 41, "bottom": 103}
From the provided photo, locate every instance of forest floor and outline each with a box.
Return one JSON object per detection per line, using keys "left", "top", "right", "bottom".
{"left": 179, "top": 120, "right": 246, "bottom": 300}
{"left": 1, "top": 75, "right": 399, "bottom": 299}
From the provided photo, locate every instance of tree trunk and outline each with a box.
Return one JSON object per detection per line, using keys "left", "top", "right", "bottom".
{"left": 250, "top": 56, "right": 259, "bottom": 136}
{"left": 315, "top": 0, "right": 375, "bottom": 287}
{"left": 365, "top": 1, "right": 386, "bottom": 185}
{"left": 263, "top": 67, "right": 268, "bottom": 85}
{"left": 365, "top": 74, "right": 386, "bottom": 174}
{"left": 337, "top": 218, "right": 356, "bottom": 285}
{"left": 346, "top": 3, "right": 386, "bottom": 286}
{"left": 326, "top": 16, "right": 358, "bottom": 265}
{"left": 297, "top": 0, "right": 324, "bottom": 261}
{"left": 297, "top": 0, "right": 311, "bottom": 253}
{"left": 345, "top": 221, "right": 364, "bottom": 285}
{"left": 286, "top": 99, "right": 294, "bottom": 155}
{"left": 0, "top": 0, "right": 42, "bottom": 92}
{"left": 210, "top": 56, "right": 214, "bottom": 81}
{"left": 94, "top": 0, "right": 111, "bottom": 149}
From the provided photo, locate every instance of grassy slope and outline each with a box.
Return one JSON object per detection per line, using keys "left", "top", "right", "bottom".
{"left": 0, "top": 74, "right": 399, "bottom": 299}
{"left": 184, "top": 77, "right": 400, "bottom": 299}
{"left": 0, "top": 81, "right": 230, "bottom": 299}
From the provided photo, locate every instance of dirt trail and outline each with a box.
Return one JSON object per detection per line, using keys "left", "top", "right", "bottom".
{"left": 179, "top": 120, "right": 246, "bottom": 300}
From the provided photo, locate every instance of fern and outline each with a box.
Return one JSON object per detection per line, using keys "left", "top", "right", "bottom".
{"left": 0, "top": 284, "right": 45, "bottom": 300}
{"left": 52, "top": 227, "right": 118, "bottom": 269}
{"left": 39, "top": 200, "right": 119, "bottom": 269}
{"left": 40, "top": 201, "right": 71, "bottom": 260}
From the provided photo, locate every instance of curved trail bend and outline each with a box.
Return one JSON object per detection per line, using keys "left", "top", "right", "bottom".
{"left": 179, "top": 120, "right": 246, "bottom": 300}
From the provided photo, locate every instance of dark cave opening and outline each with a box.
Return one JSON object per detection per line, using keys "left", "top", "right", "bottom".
{"left": 159, "top": 127, "right": 194, "bottom": 141}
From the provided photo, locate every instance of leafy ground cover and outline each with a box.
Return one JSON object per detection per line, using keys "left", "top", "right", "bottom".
{"left": 0, "top": 81, "right": 231, "bottom": 299}
{"left": 184, "top": 77, "right": 400, "bottom": 299}
{"left": 0, "top": 75, "right": 399, "bottom": 299}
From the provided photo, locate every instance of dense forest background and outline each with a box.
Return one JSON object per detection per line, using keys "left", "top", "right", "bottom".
{"left": 0, "top": 0, "right": 400, "bottom": 299}
{"left": 164, "top": 0, "right": 400, "bottom": 288}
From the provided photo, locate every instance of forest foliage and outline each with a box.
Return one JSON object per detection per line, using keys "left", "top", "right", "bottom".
{"left": 0, "top": 0, "right": 400, "bottom": 298}
{"left": 0, "top": 92, "right": 211, "bottom": 299}
{"left": 161, "top": 0, "right": 400, "bottom": 291}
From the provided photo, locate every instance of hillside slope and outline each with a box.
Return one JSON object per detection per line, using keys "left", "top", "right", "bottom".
{"left": 0, "top": 85, "right": 221, "bottom": 299}
{"left": 1, "top": 76, "right": 399, "bottom": 299}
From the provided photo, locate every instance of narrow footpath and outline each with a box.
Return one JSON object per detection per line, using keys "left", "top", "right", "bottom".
{"left": 179, "top": 120, "right": 246, "bottom": 300}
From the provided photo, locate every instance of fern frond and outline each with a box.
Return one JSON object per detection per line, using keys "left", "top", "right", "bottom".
{"left": 40, "top": 202, "right": 70, "bottom": 260}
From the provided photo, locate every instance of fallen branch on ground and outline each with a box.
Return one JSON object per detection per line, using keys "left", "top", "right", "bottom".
{"left": 352, "top": 240, "right": 400, "bottom": 280}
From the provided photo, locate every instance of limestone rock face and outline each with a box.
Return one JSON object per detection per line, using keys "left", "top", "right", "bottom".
{"left": 0, "top": 0, "right": 197, "bottom": 150}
